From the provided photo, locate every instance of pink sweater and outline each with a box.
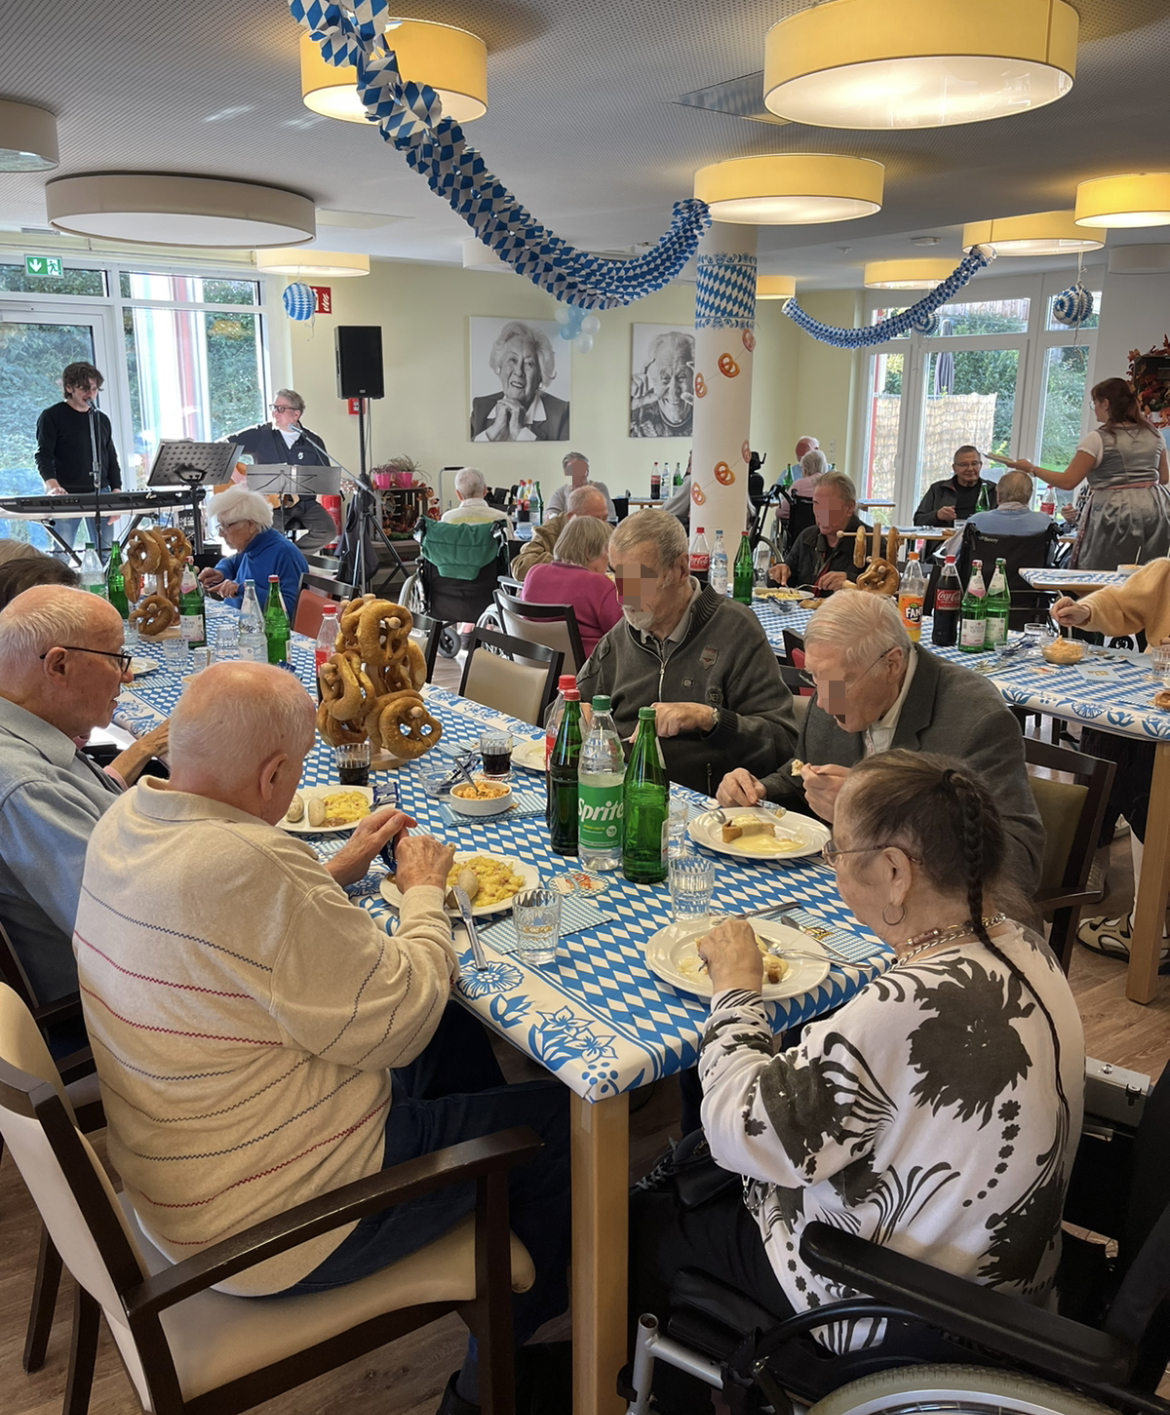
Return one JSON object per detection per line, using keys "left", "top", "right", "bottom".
{"left": 522, "top": 561, "right": 622, "bottom": 659}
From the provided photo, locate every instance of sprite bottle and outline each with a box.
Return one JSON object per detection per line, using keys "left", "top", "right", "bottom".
{"left": 578, "top": 695, "right": 625, "bottom": 872}
{"left": 622, "top": 707, "right": 668, "bottom": 884}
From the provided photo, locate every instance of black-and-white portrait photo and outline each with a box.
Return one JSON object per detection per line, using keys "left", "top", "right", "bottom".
{"left": 630, "top": 324, "right": 695, "bottom": 439}
{"left": 469, "top": 317, "right": 571, "bottom": 443}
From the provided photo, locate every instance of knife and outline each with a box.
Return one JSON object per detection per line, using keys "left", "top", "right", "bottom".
{"left": 452, "top": 886, "right": 487, "bottom": 970}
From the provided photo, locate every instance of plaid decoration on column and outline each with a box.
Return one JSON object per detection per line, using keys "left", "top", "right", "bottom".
{"left": 695, "top": 251, "right": 758, "bottom": 330}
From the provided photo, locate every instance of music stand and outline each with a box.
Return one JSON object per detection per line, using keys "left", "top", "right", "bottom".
{"left": 147, "top": 440, "right": 242, "bottom": 554}
{"left": 244, "top": 465, "right": 342, "bottom": 499}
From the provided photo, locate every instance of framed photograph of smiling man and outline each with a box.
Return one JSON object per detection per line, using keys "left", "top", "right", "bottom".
{"left": 630, "top": 323, "right": 695, "bottom": 439}
{"left": 469, "top": 316, "right": 571, "bottom": 442}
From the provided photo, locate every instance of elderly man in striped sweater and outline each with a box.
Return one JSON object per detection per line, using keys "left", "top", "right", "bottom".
{"left": 74, "top": 661, "right": 569, "bottom": 1415}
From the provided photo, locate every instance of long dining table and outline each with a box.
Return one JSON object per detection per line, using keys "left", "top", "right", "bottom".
{"left": 113, "top": 619, "right": 893, "bottom": 1415}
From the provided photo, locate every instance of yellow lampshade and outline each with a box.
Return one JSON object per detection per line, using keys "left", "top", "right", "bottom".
{"left": 756, "top": 276, "right": 796, "bottom": 299}
{"left": 962, "top": 210, "right": 1105, "bottom": 255}
{"left": 1075, "top": 173, "right": 1170, "bottom": 229}
{"left": 255, "top": 248, "right": 369, "bottom": 277}
{"left": 694, "top": 155, "right": 883, "bottom": 225}
{"left": 300, "top": 21, "right": 487, "bottom": 125}
{"left": 863, "top": 259, "right": 956, "bottom": 289}
{"left": 763, "top": 0, "right": 1077, "bottom": 130}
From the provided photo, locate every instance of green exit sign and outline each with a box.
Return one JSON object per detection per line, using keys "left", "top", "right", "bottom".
{"left": 25, "top": 254, "right": 63, "bottom": 278}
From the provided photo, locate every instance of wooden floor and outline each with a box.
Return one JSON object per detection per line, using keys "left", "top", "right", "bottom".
{"left": 4, "top": 648, "right": 1168, "bottom": 1415}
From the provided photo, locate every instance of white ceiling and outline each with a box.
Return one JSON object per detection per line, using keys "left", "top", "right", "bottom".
{"left": 1, "top": 0, "right": 1168, "bottom": 289}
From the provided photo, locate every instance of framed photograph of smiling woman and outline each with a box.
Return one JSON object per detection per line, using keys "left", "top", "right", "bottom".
{"left": 630, "top": 323, "right": 695, "bottom": 439}
{"left": 468, "top": 316, "right": 571, "bottom": 442}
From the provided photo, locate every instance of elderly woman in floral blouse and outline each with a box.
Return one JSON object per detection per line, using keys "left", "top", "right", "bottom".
{"left": 630, "top": 751, "right": 1084, "bottom": 1413}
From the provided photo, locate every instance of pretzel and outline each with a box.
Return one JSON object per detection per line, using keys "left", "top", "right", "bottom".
{"left": 126, "top": 528, "right": 166, "bottom": 576}
{"left": 1154, "top": 689, "right": 1170, "bottom": 711}
{"left": 159, "top": 527, "right": 192, "bottom": 564}
{"left": 885, "top": 526, "right": 901, "bottom": 567}
{"left": 325, "top": 653, "right": 364, "bottom": 720}
{"left": 854, "top": 527, "right": 867, "bottom": 568}
{"left": 124, "top": 563, "right": 142, "bottom": 605}
{"left": 315, "top": 701, "right": 366, "bottom": 747}
{"left": 857, "top": 559, "right": 901, "bottom": 597}
{"left": 131, "top": 592, "right": 177, "bottom": 636}
{"left": 357, "top": 599, "right": 412, "bottom": 666}
{"left": 370, "top": 691, "right": 443, "bottom": 759}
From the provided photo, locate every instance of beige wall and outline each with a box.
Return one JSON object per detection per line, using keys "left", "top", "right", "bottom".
{"left": 286, "top": 257, "right": 804, "bottom": 503}
{"left": 789, "top": 288, "right": 863, "bottom": 479}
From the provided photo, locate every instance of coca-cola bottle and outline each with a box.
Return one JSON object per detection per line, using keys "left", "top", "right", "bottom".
{"left": 688, "top": 526, "right": 710, "bottom": 588}
{"left": 932, "top": 554, "right": 962, "bottom": 648}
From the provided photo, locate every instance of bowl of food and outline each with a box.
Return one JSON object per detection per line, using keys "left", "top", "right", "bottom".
{"left": 447, "top": 776, "right": 513, "bottom": 816}
{"left": 1118, "top": 563, "right": 1142, "bottom": 577}
{"left": 1042, "top": 638, "right": 1085, "bottom": 665}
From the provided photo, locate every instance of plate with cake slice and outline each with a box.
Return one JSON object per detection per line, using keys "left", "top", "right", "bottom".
{"left": 686, "top": 805, "right": 830, "bottom": 862}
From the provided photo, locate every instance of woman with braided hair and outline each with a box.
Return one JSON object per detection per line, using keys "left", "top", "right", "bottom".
{"left": 630, "top": 751, "right": 1083, "bottom": 1412}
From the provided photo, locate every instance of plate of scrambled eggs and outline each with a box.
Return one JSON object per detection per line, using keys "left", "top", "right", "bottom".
{"left": 280, "top": 785, "right": 372, "bottom": 834}
{"left": 645, "top": 916, "right": 829, "bottom": 1001}
{"left": 380, "top": 852, "right": 539, "bottom": 917}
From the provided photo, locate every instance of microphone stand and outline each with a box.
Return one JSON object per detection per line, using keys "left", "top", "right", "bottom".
{"left": 87, "top": 399, "right": 103, "bottom": 565}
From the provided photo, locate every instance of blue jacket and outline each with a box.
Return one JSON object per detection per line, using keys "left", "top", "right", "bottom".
{"left": 216, "top": 527, "right": 308, "bottom": 618}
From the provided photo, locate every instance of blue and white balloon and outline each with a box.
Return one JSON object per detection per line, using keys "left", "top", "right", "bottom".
{"left": 1051, "top": 284, "right": 1094, "bottom": 327}
{"left": 282, "top": 282, "right": 315, "bottom": 321}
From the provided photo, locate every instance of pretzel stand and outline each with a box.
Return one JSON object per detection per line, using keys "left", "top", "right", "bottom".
{"left": 850, "top": 523, "right": 902, "bottom": 597}
{"left": 124, "top": 526, "right": 193, "bottom": 637}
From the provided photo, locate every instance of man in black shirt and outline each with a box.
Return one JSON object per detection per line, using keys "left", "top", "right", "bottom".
{"left": 226, "top": 389, "right": 330, "bottom": 466}
{"left": 35, "top": 361, "right": 122, "bottom": 557}
{"left": 913, "top": 445, "right": 998, "bottom": 525}
{"left": 771, "top": 471, "right": 864, "bottom": 596}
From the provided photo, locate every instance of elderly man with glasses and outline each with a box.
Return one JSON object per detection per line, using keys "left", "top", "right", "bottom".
{"left": 716, "top": 592, "right": 1044, "bottom": 893}
{"left": 913, "top": 445, "right": 1000, "bottom": 526}
{"left": 225, "top": 389, "right": 331, "bottom": 466}
{"left": 0, "top": 586, "right": 167, "bottom": 1006}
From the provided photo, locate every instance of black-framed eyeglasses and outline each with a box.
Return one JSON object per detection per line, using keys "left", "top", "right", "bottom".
{"left": 270, "top": 402, "right": 299, "bottom": 413}
{"left": 40, "top": 646, "right": 133, "bottom": 674}
{"left": 797, "top": 645, "right": 897, "bottom": 692}
{"left": 822, "top": 837, "right": 923, "bottom": 868}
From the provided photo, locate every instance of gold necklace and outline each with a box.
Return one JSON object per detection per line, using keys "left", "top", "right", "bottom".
{"left": 895, "top": 914, "right": 1007, "bottom": 967}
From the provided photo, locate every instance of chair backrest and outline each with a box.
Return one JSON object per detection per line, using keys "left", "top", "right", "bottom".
{"left": 781, "top": 629, "right": 806, "bottom": 666}
{"left": 458, "top": 627, "right": 563, "bottom": 726}
{"left": 1023, "top": 737, "right": 1115, "bottom": 896}
{"left": 408, "top": 610, "right": 443, "bottom": 684}
{"left": 777, "top": 663, "right": 812, "bottom": 725}
{"left": 292, "top": 570, "right": 356, "bottom": 639}
{"left": 786, "top": 493, "right": 816, "bottom": 545}
{"left": 0, "top": 914, "right": 38, "bottom": 1009}
{"left": 494, "top": 589, "right": 587, "bottom": 674}
{"left": 964, "top": 524, "right": 1058, "bottom": 629}
{"left": 612, "top": 496, "right": 629, "bottom": 522}
{"left": 418, "top": 517, "right": 510, "bottom": 580}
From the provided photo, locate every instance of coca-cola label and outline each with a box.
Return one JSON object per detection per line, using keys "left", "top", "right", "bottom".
{"left": 935, "top": 588, "right": 961, "bottom": 612}
{"left": 690, "top": 554, "right": 710, "bottom": 573}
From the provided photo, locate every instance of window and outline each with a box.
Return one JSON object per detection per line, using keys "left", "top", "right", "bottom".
{"left": 862, "top": 352, "right": 903, "bottom": 500}
{"left": 933, "top": 298, "right": 1030, "bottom": 336}
{"left": 0, "top": 263, "right": 107, "bottom": 296}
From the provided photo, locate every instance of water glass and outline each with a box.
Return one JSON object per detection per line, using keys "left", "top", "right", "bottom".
{"left": 213, "top": 616, "right": 239, "bottom": 660}
{"left": 667, "top": 797, "right": 691, "bottom": 858}
{"left": 512, "top": 887, "right": 562, "bottom": 966}
{"left": 334, "top": 741, "right": 371, "bottom": 787}
{"left": 1022, "top": 622, "right": 1053, "bottom": 657}
{"left": 669, "top": 856, "right": 716, "bottom": 922}
{"left": 1152, "top": 643, "right": 1170, "bottom": 685}
{"left": 162, "top": 637, "right": 189, "bottom": 675}
{"left": 190, "top": 647, "right": 212, "bottom": 675}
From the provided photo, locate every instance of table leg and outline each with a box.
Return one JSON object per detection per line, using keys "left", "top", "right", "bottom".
{"left": 571, "top": 1090, "right": 630, "bottom": 1415}
{"left": 1127, "top": 740, "right": 1170, "bottom": 1003}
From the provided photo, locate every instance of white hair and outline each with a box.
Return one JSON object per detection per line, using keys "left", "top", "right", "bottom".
{"left": 803, "top": 592, "right": 910, "bottom": 673}
{"left": 455, "top": 466, "right": 487, "bottom": 499}
{"left": 567, "top": 484, "right": 608, "bottom": 519}
{"left": 206, "top": 486, "right": 274, "bottom": 530}
{"left": 0, "top": 585, "right": 118, "bottom": 675}
{"left": 489, "top": 321, "right": 556, "bottom": 384}
{"left": 169, "top": 662, "right": 315, "bottom": 784}
{"left": 553, "top": 515, "right": 611, "bottom": 567}
{"left": 610, "top": 508, "right": 687, "bottom": 572}
{"left": 800, "top": 448, "right": 829, "bottom": 479}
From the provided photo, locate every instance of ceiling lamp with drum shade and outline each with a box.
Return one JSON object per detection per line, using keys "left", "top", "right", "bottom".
{"left": 300, "top": 19, "right": 487, "bottom": 124}
{"left": 45, "top": 174, "right": 316, "bottom": 247}
{"left": 763, "top": 0, "right": 1078, "bottom": 130}
{"left": 756, "top": 276, "right": 796, "bottom": 300}
{"left": 962, "top": 210, "right": 1105, "bottom": 255}
{"left": 864, "top": 259, "right": 957, "bottom": 289}
{"left": 693, "top": 155, "right": 883, "bottom": 224}
{"left": 1075, "top": 173, "right": 1170, "bottom": 229}
{"left": 0, "top": 98, "right": 57, "bottom": 171}
{"left": 255, "top": 248, "right": 369, "bottom": 276}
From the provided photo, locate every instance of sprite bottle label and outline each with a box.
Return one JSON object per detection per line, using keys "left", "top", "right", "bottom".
{"left": 578, "top": 777, "right": 624, "bottom": 851}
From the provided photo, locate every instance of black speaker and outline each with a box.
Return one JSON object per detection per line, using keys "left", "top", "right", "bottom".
{"left": 335, "top": 325, "right": 384, "bottom": 399}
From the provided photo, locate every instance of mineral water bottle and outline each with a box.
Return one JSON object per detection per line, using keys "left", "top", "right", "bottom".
{"left": 897, "top": 552, "right": 926, "bottom": 642}
{"left": 79, "top": 544, "right": 107, "bottom": 598}
{"left": 578, "top": 695, "right": 624, "bottom": 873}
{"left": 105, "top": 541, "right": 129, "bottom": 617}
{"left": 237, "top": 579, "right": 267, "bottom": 663}
{"left": 549, "top": 689, "right": 583, "bottom": 856}
{"left": 733, "top": 531, "right": 753, "bottom": 604}
{"left": 959, "top": 560, "right": 988, "bottom": 654}
{"left": 531, "top": 481, "right": 543, "bottom": 526}
{"left": 263, "top": 575, "right": 290, "bottom": 666}
{"left": 673, "top": 462, "right": 683, "bottom": 489}
{"left": 622, "top": 707, "right": 668, "bottom": 884}
{"left": 709, "top": 531, "right": 728, "bottom": 595}
{"left": 179, "top": 562, "right": 206, "bottom": 648}
{"left": 985, "top": 558, "right": 1011, "bottom": 649}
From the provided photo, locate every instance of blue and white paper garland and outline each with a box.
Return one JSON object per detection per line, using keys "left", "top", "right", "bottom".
{"left": 290, "top": 0, "right": 711, "bottom": 310}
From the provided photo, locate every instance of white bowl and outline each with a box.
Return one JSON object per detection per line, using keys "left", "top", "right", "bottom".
{"left": 446, "top": 779, "right": 513, "bottom": 817}
{"left": 1117, "top": 563, "right": 1142, "bottom": 577}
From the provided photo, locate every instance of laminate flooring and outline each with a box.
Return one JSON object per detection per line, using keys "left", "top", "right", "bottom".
{"left": 4, "top": 653, "right": 1166, "bottom": 1415}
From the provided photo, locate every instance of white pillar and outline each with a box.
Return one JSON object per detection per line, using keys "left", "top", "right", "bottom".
{"left": 690, "top": 223, "right": 757, "bottom": 557}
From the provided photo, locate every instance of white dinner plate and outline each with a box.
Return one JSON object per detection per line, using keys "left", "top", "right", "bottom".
{"left": 687, "top": 806, "right": 830, "bottom": 861}
{"left": 130, "top": 656, "right": 158, "bottom": 676}
{"left": 645, "top": 916, "right": 830, "bottom": 1001}
{"left": 380, "top": 852, "right": 539, "bottom": 918}
{"left": 280, "top": 784, "right": 372, "bottom": 835}
{"left": 510, "top": 737, "right": 547, "bottom": 773}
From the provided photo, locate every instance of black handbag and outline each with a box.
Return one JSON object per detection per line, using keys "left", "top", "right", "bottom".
{"left": 671, "top": 1129, "right": 740, "bottom": 1210}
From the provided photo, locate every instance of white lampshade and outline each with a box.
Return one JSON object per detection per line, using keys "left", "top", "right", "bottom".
{"left": 864, "top": 259, "right": 956, "bottom": 289}
{"left": 694, "top": 155, "right": 883, "bottom": 225}
{"left": 962, "top": 210, "right": 1105, "bottom": 255}
{"left": 763, "top": 0, "right": 1078, "bottom": 130}
{"left": 0, "top": 99, "right": 57, "bottom": 171}
{"left": 255, "top": 248, "right": 369, "bottom": 276}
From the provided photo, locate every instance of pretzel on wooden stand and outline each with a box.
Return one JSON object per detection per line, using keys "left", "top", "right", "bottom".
{"left": 850, "top": 524, "right": 902, "bottom": 598}
{"left": 124, "top": 526, "right": 193, "bottom": 633}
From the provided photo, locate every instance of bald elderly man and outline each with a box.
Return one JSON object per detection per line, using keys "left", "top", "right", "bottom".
{"left": 75, "top": 662, "right": 569, "bottom": 1411}
{"left": 0, "top": 586, "right": 166, "bottom": 1004}
{"left": 511, "top": 481, "right": 610, "bottom": 580}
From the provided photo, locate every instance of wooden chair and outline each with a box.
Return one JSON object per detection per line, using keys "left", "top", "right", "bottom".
{"left": 781, "top": 629, "right": 806, "bottom": 666}
{"left": 1024, "top": 737, "right": 1116, "bottom": 972}
{"left": 0, "top": 982, "right": 540, "bottom": 1415}
{"left": 458, "top": 627, "right": 562, "bottom": 726}
{"left": 291, "top": 571, "right": 356, "bottom": 639}
{"left": 493, "top": 589, "right": 588, "bottom": 675}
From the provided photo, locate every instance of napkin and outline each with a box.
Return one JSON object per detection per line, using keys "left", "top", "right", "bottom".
{"left": 780, "top": 905, "right": 887, "bottom": 966}
{"left": 478, "top": 894, "right": 612, "bottom": 954}
{"left": 437, "top": 790, "right": 546, "bottom": 828}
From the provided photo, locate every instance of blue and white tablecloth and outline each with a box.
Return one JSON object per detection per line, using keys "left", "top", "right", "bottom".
{"left": 750, "top": 599, "right": 816, "bottom": 645}
{"left": 1019, "top": 568, "right": 1128, "bottom": 590}
{"left": 113, "top": 633, "right": 892, "bottom": 1104}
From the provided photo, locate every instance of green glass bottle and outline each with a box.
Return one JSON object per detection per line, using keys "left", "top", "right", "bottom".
{"left": 105, "top": 541, "right": 129, "bottom": 618}
{"left": 974, "top": 481, "right": 991, "bottom": 515}
{"left": 985, "top": 558, "right": 1011, "bottom": 649}
{"left": 262, "top": 574, "right": 290, "bottom": 665}
{"left": 959, "top": 559, "right": 988, "bottom": 654}
{"left": 179, "top": 560, "right": 206, "bottom": 649}
{"left": 622, "top": 706, "right": 668, "bottom": 884}
{"left": 732, "top": 531, "right": 753, "bottom": 604}
{"left": 549, "top": 688, "right": 582, "bottom": 855}
{"left": 531, "top": 481, "right": 543, "bottom": 527}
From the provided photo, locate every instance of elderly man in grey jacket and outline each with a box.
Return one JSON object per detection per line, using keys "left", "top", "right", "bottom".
{"left": 578, "top": 510, "right": 798, "bottom": 797}
{"left": 717, "top": 592, "right": 1045, "bottom": 894}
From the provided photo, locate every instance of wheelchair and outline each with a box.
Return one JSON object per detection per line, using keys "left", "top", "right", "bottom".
{"left": 624, "top": 1061, "right": 1169, "bottom": 1415}
{"left": 398, "top": 517, "right": 512, "bottom": 658}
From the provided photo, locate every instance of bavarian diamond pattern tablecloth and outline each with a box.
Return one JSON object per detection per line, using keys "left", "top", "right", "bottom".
{"left": 749, "top": 600, "right": 815, "bottom": 648}
{"left": 1019, "top": 568, "right": 1128, "bottom": 590}
{"left": 113, "top": 630, "right": 892, "bottom": 1103}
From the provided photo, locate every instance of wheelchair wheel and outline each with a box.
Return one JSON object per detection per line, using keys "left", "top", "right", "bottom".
{"left": 399, "top": 573, "right": 425, "bottom": 617}
{"left": 475, "top": 602, "right": 503, "bottom": 636}
{"left": 437, "top": 627, "right": 461, "bottom": 659}
{"left": 807, "top": 1363, "right": 1117, "bottom": 1415}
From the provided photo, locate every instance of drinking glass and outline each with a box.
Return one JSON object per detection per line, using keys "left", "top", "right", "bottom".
{"left": 213, "top": 615, "right": 239, "bottom": 660}
{"left": 1152, "top": 643, "right": 1170, "bottom": 685}
{"left": 479, "top": 730, "right": 514, "bottom": 781}
{"left": 667, "top": 797, "right": 691, "bottom": 858}
{"left": 512, "top": 887, "right": 562, "bottom": 966}
{"left": 162, "top": 637, "right": 188, "bottom": 675}
{"left": 334, "top": 741, "right": 371, "bottom": 787}
{"left": 1022, "top": 622, "right": 1052, "bottom": 658}
{"left": 668, "top": 856, "right": 716, "bottom": 922}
